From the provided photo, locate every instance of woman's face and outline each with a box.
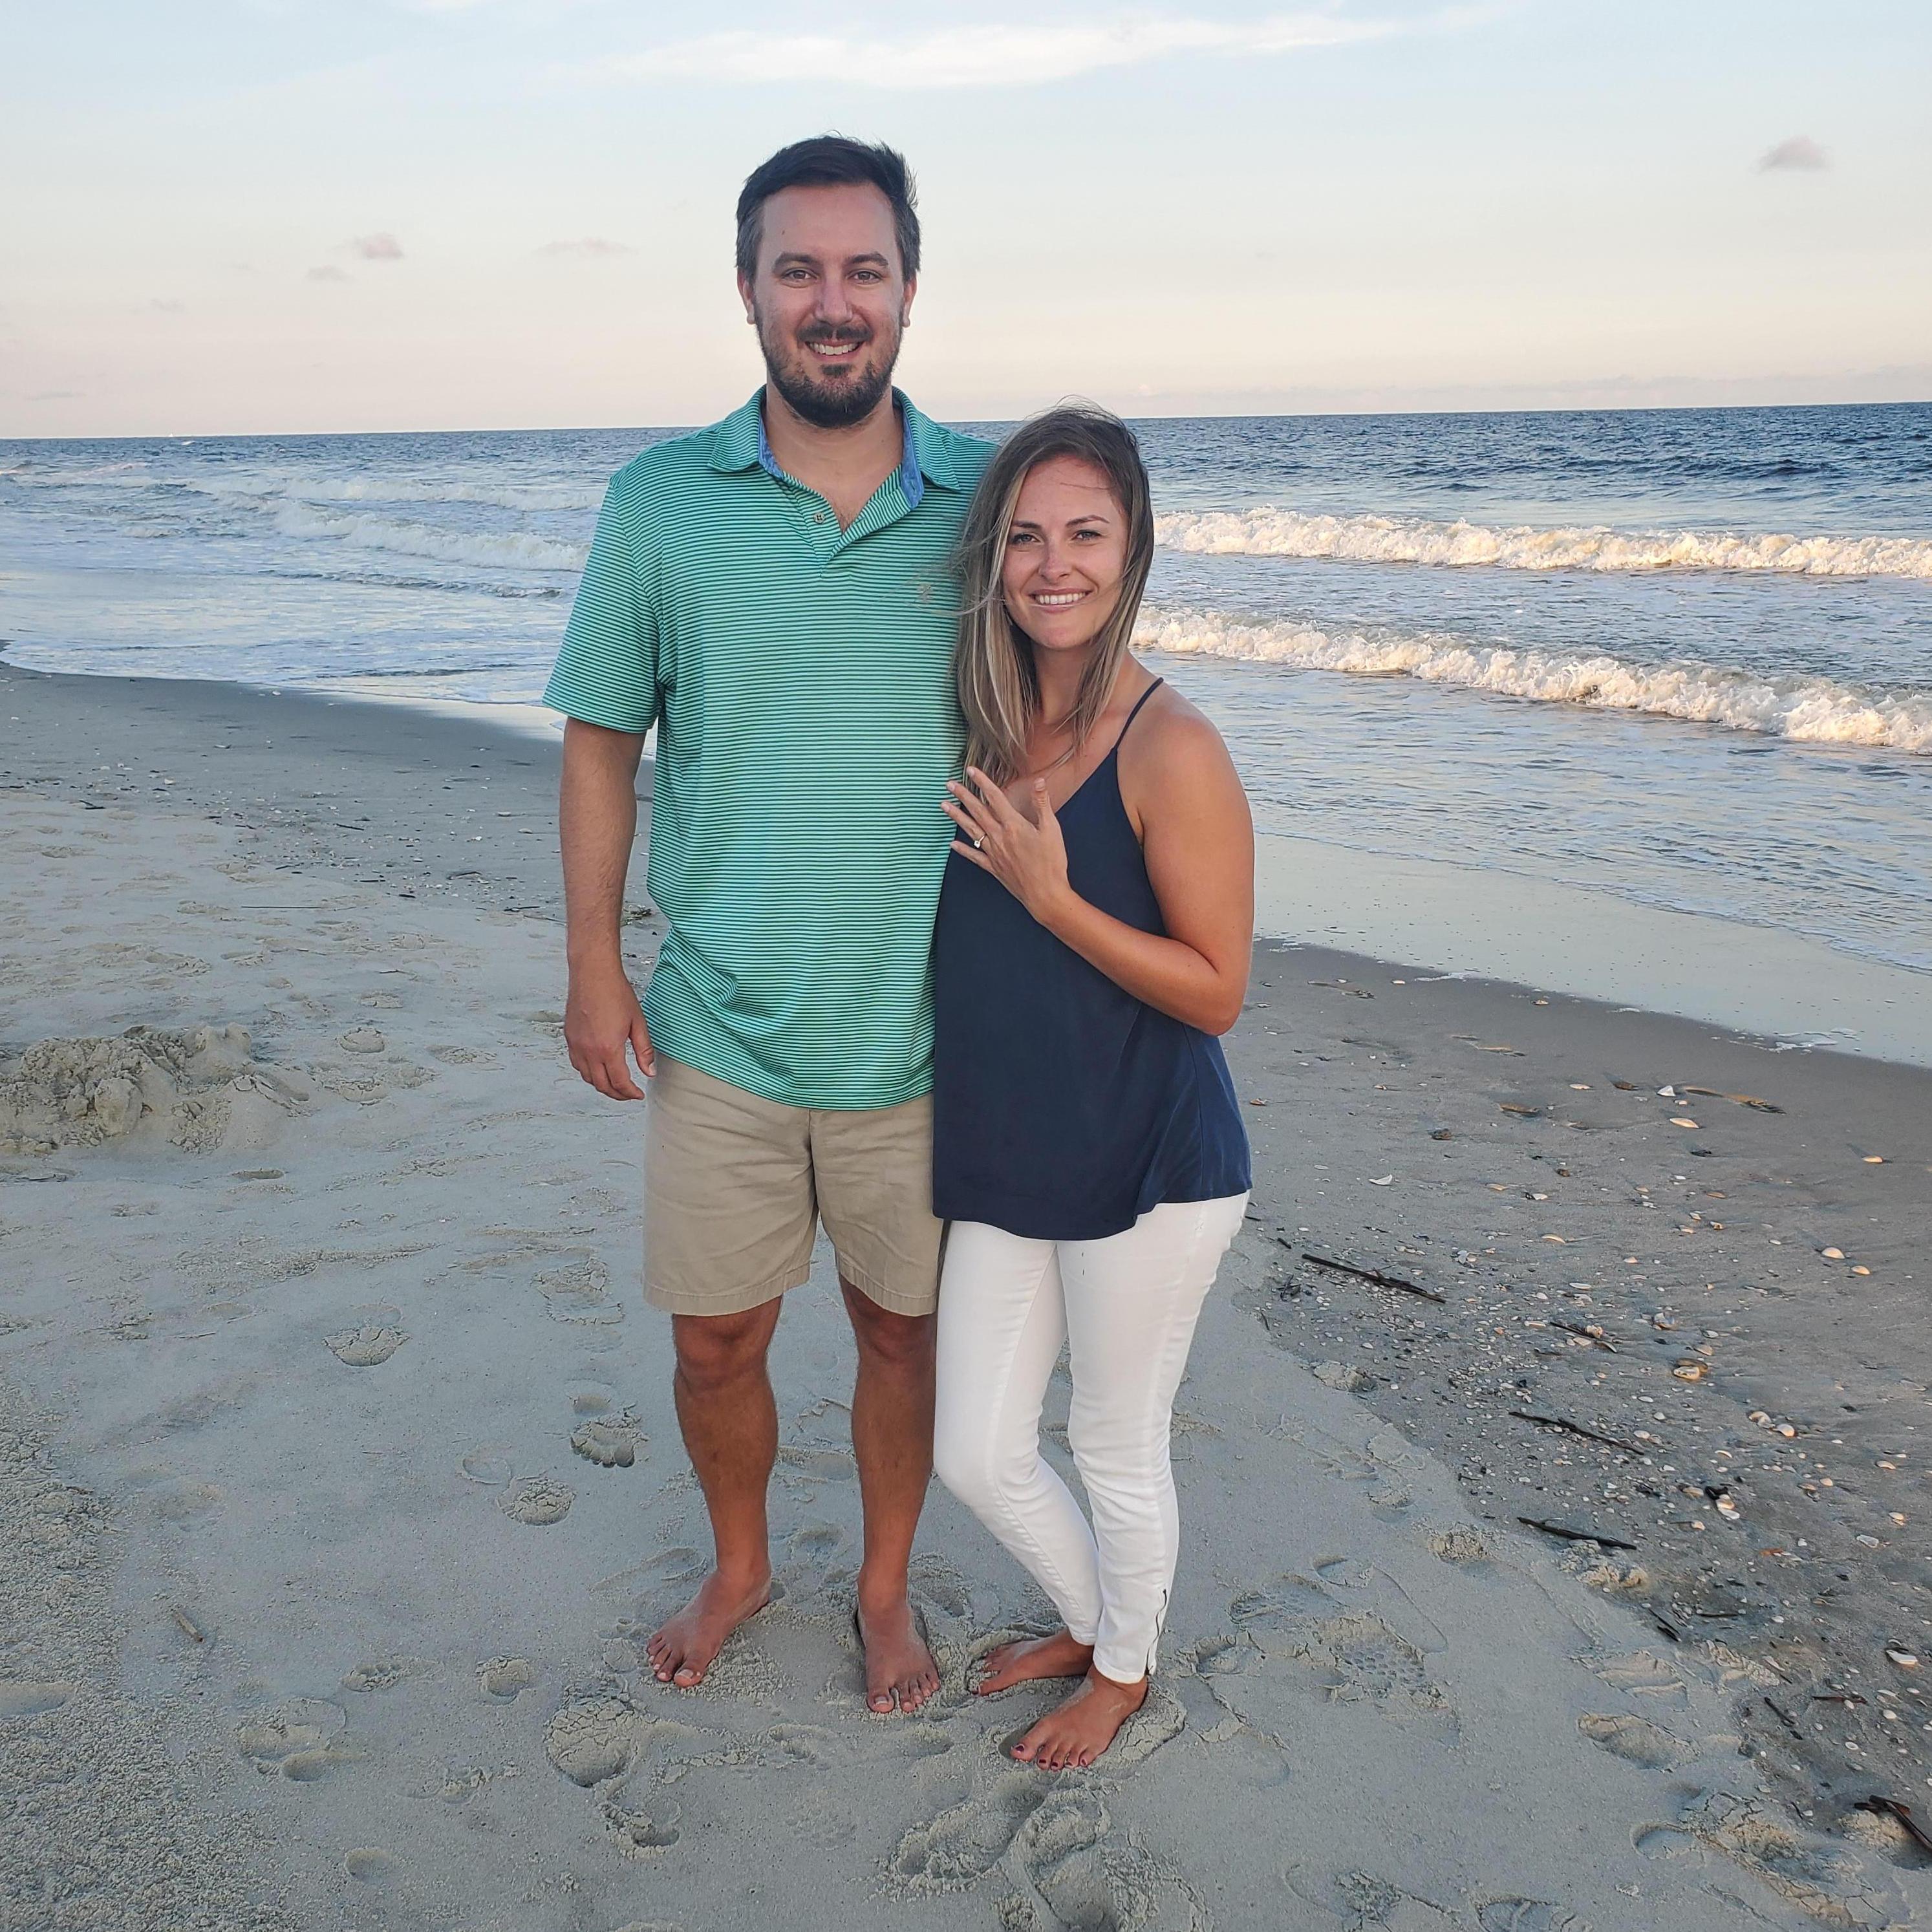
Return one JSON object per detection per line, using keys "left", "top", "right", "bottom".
{"left": 1000, "top": 455, "right": 1129, "bottom": 657}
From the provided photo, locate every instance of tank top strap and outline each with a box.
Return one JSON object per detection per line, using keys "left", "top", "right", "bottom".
{"left": 1109, "top": 678, "right": 1164, "bottom": 758}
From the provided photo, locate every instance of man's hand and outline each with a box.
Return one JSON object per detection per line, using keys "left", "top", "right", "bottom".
{"left": 565, "top": 956, "right": 656, "bottom": 1099}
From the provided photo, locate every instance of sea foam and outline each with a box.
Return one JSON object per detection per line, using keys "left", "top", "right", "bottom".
{"left": 1155, "top": 508, "right": 1932, "bottom": 579}
{"left": 1137, "top": 606, "right": 1932, "bottom": 755}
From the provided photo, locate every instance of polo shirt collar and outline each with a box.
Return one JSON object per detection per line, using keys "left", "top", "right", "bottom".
{"left": 709, "top": 387, "right": 960, "bottom": 510}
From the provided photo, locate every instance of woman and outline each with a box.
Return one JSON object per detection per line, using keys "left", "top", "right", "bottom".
{"left": 931, "top": 405, "right": 1254, "bottom": 1770}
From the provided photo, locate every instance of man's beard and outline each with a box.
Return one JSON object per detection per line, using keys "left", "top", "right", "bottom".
{"left": 758, "top": 312, "right": 901, "bottom": 429}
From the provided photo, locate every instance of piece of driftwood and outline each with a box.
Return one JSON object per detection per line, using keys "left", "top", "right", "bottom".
{"left": 1509, "top": 1408, "right": 1646, "bottom": 1455}
{"left": 1517, "top": 1516, "right": 1639, "bottom": 1551}
{"left": 1550, "top": 1318, "right": 1618, "bottom": 1351}
{"left": 1858, "top": 1797, "right": 1932, "bottom": 1855}
{"left": 1298, "top": 1250, "right": 1447, "bottom": 1304}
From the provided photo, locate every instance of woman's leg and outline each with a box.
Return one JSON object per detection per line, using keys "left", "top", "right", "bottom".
{"left": 932, "top": 1219, "right": 1104, "bottom": 1654}
{"left": 1060, "top": 1192, "right": 1249, "bottom": 1685}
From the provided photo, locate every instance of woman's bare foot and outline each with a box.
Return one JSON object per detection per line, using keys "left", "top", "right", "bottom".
{"left": 855, "top": 1591, "right": 939, "bottom": 1713}
{"left": 645, "top": 1567, "right": 771, "bottom": 1688}
{"left": 971, "top": 1628, "right": 1094, "bottom": 1696}
{"left": 1010, "top": 1667, "right": 1147, "bottom": 1770}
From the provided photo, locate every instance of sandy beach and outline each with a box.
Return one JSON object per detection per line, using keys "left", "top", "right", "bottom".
{"left": 5, "top": 660, "right": 1931, "bottom": 1932}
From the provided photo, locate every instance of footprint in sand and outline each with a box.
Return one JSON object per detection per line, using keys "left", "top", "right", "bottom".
{"left": 1287, "top": 1867, "right": 1462, "bottom": 1929}
{"left": 499, "top": 1476, "right": 574, "bottom": 1525}
{"left": 341, "top": 1655, "right": 429, "bottom": 1693}
{"left": 890, "top": 1765, "right": 1050, "bottom": 1893}
{"left": 1474, "top": 1903, "right": 1590, "bottom": 1931}
{"left": 236, "top": 1698, "right": 356, "bottom": 1780}
{"left": 1010, "top": 1787, "right": 1206, "bottom": 1932}
{"left": 599, "top": 1780, "right": 683, "bottom": 1860}
{"left": 0, "top": 1680, "right": 76, "bottom": 1717}
{"left": 1425, "top": 1526, "right": 1491, "bottom": 1565}
{"left": 572, "top": 1411, "right": 645, "bottom": 1469}
{"left": 568, "top": 1380, "right": 616, "bottom": 1416}
{"left": 1577, "top": 1710, "right": 1680, "bottom": 1768}
{"left": 477, "top": 1656, "right": 537, "bottom": 1701}
{"left": 1231, "top": 1576, "right": 1452, "bottom": 1731}
{"left": 460, "top": 1444, "right": 515, "bottom": 1487}
{"left": 427, "top": 1044, "right": 498, "bottom": 1067}
{"left": 1636, "top": 1790, "right": 1905, "bottom": 1928}
{"left": 544, "top": 1696, "right": 657, "bottom": 1785}
{"left": 326, "top": 1307, "right": 407, "bottom": 1367}
{"left": 343, "top": 1846, "right": 402, "bottom": 1883}
{"left": 338, "top": 1027, "right": 387, "bottom": 1055}
{"left": 1312, "top": 1556, "right": 1447, "bottom": 1655}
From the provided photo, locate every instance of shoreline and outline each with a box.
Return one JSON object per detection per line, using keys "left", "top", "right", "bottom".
{"left": 5, "top": 660, "right": 1927, "bottom": 1069}
{"left": 5, "top": 656, "right": 1932, "bottom": 1924}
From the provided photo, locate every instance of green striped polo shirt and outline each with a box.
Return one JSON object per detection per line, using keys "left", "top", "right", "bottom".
{"left": 544, "top": 388, "right": 996, "bottom": 1110}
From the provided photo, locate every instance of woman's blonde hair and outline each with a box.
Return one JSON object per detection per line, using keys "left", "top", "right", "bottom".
{"left": 954, "top": 404, "right": 1155, "bottom": 787}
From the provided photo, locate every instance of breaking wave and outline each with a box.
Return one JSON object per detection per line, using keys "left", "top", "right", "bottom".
{"left": 1136, "top": 606, "right": 1932, "bottom": 755}
{"left": 223, "top": 474, "right": 604, "bottom": 513}
{"left": 266, "top": 502, "right": 587, "bottom": 573}
{"left": 1155, "top": 508, "right": 1932, "bottom": 579}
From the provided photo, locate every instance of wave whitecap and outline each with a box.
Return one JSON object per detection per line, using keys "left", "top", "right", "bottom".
{"left": 1155, "top": 508, "right": 1932, "bottom": 580}
{"left": 227, "top": 475, "right": 605, "bottom": 514}
{"left": 1137, "top": 606, "right": 1932, "bottom": 755}
{"left": 268, "top": 502, "right": 588, "bottom": 574}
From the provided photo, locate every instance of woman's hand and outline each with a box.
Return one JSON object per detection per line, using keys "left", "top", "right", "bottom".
{"left": 944, "top": 768, "right": 1074, "bottom": 927}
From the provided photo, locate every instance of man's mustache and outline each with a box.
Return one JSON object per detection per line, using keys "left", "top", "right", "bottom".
{"left": 796, "top": 326, "right": 873, "bottom": 347}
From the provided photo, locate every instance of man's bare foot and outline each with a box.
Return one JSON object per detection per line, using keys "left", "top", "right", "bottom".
{"left": 645, "top": 1567, "right": 770, "bottom": 1688}
{"left": 1011, "top": 1668, "right": 1148, "bottom": 1770}
{"left": 855, "top": 1590, "right": 939, "bottom": 1714}
{"left": 971, "top": 1628, "right": 1094, "bottom": 1697}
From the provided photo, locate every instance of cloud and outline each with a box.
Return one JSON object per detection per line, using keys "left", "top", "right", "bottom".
{"left": 28, "top": 390, "right": 81, "bottom": 402}
{"left": 349, "top": 232, "right": 405, "bottom": 260}
{"left": 537, "top": 237, "right": 634, "bottom": 258}
{"left": 594, "top": 13, "right": 1397, "bottom": 89}
{"left": 1758, "top": 134, "right": 1829, "bottom": 172}
{"left": 307, "top": 264, "right": 350, "bottom": 283}
{"left": 148, "top": 298, "right": 186, "bottom": 313}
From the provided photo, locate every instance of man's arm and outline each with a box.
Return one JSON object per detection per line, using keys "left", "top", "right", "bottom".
{"left": 560, "top": 718, "right": 655, "bottom": 1098}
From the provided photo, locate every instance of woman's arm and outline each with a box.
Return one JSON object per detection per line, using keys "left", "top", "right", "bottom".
{"left": 942, "top": 701, "right": 1254, "bottom": 1035}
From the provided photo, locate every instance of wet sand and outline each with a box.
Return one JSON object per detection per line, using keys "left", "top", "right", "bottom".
{"left": 3, "top": 660, "right": 1930, "bottom": 1931}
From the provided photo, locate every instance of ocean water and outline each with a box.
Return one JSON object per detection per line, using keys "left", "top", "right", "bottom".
{"left": 2, "top": 403, "right": 1928, "bottom": 976}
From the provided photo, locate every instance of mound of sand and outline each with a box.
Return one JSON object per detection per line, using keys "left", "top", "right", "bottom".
{"left": 0, "top": 1024, "right": 307, "bottom": 1156}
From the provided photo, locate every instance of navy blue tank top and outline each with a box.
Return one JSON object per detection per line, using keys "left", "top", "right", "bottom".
{"left": 932, "top": 681, "right": 1251, "bottom": 1241}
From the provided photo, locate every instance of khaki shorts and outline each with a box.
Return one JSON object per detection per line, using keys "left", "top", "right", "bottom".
{"left": 643, "top": 1057, "right": 943, "bottom": 1320}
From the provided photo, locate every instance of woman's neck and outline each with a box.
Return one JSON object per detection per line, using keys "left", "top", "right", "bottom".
{"left": 1031, "top": 644, "right": 1100, "bottom": 735}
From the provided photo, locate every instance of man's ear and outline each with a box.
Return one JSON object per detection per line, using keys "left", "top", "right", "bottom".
{"left": 900, "top": 274, "right": 918, "bottom": 328}
{"left": 736, "top": 269, "right": 756, "bottom": 326}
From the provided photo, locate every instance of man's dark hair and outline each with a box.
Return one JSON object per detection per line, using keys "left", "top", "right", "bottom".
{"left": 735, "top": 136, "right": 920, "bottom": 282}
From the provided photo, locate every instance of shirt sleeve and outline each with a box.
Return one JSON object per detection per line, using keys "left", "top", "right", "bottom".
{"left": 542, "top": 472, "right": 660, "bottom": 733}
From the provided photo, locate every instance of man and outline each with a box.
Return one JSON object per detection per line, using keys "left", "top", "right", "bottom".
{"left": 544, "top": 138, "right": 994, "bottom": 1713}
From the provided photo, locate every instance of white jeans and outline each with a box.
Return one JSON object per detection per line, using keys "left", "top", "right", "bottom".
{"left": 932, "top": 1193, "right": 1248, "bottom": 1683}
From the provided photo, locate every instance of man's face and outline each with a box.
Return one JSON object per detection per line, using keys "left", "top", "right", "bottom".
{"left": 739, "top": 182, "right": 914, "bottom": 429}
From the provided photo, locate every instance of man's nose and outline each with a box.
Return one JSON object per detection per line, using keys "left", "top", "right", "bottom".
{"left": 811, "top": 278, "right": 856, "bottom": 325}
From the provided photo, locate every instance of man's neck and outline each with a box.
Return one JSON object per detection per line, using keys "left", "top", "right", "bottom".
{"left": 760, "top": 385, "right": 904, "bottom": 527}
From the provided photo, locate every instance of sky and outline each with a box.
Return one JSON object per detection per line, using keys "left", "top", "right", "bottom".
{"left": 3, "top": 0, "right": 1929, "bottom": 436}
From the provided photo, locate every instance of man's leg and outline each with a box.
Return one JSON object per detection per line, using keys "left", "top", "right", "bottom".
{"left": 642, "top": 1058, "right": 817, "bottom": 1690}
{"left": 645, "top": 1298, "right": 784, "bottom": 1687}
{"left": 841, "top": 1278, "right": 940, "bottom": 1712}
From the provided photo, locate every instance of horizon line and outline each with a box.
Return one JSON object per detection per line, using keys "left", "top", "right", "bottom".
{"left": 5, "top": 392, "right": 1929, "bottom": 446}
